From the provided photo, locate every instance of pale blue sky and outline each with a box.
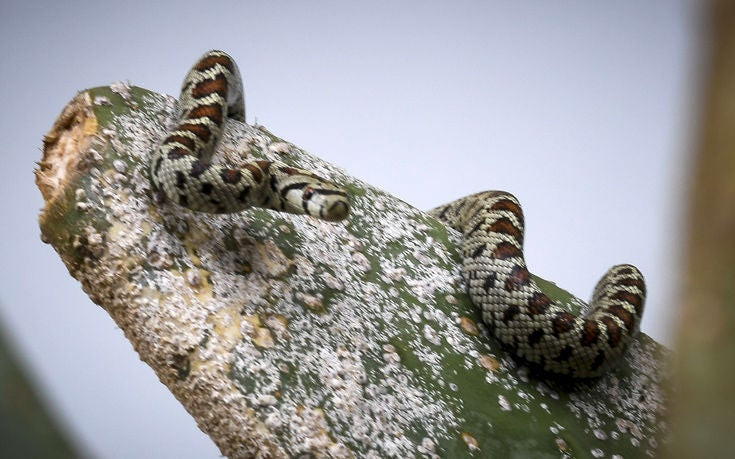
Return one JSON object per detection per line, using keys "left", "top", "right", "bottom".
{"left": 0, "top": 1, "right": 699, "bottom": 457}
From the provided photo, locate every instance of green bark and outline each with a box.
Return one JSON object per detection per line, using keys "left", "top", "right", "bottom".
{"left": 36, "top": 83, "right": 669, "bottom": 458}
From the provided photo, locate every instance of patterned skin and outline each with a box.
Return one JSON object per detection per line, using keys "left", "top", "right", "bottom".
{"left": 431, "top": 191, "right": 646, "bottom": 378}
{"left": 150, "top": 50, "right": 349, "bottom": 221}
{"left": 150, "top": 51, "right": 645, "bottom": 378}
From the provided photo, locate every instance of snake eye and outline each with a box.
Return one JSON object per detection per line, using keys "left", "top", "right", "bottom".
{"left": 303, "top": 186, "right": 315, "bottom": 200}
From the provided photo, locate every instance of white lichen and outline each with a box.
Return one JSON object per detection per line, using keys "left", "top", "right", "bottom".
{"left": 38, "top": 87, "right": 670, "bottom": 458}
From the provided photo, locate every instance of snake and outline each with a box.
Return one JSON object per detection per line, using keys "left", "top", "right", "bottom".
{"left": 430, "top": 191, "right": 646, "bottom": 378}
{"left": 150, "top": 51, "right": 645, "bottom": 379}
{"left": 150, "top": 50, "right": 350, "bottom": 221}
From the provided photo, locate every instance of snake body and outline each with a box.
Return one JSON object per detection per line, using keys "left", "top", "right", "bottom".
{"left": 431, "top": 191, "right": 645, "bottom": 378}
{"left": 150, "top": 50, "right": 350, "bottom": 221}
{"left": 150, "top": 51, "right": 645, "bottom": 379}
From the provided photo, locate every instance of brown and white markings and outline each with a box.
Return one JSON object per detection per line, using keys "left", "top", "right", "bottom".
{"left": 430, "top": 191, "right": 646, "bottom": 378}
{"left": 150, "top": 50, "right": 349, "bottom": 222}
{"left": 149, "top": 51, "right": 645, "bottom": 378}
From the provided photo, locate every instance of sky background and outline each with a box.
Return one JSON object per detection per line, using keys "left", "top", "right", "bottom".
{"left": 0, "top": 1, "right": 700, "bottom": 457}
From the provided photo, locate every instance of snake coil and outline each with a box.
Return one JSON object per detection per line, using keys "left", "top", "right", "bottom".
{"left": 150, "top": 51, "right": 645, "bottom": 379}
{"left": 150, "top": 50, "right": 350, "bottom": 221}
{"left": 431, "top": 191, "right": 645, "bottom": 378}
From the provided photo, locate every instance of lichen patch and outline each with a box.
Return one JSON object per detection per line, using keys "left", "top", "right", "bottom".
{"left": 37, "top": 86, "right": 670, "bottom": 458}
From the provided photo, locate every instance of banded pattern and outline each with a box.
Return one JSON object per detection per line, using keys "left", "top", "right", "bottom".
{"left": 430, "top": 191, "right": 646, "bottom": 378}
{"left": 150, "top": 50, "right": 350, "bottom": 221}
{"left": 149, "top": 50, "right": 643, "bottom": 379}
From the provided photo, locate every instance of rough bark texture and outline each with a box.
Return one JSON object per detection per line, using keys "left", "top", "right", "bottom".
{"left": 669, "top": 1, "right": 735, "bottom": 456}
{"left": 37, "top": 83, "right": 669, "bottom": 458}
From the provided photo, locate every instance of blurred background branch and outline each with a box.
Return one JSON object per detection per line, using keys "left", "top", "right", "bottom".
{"left": 670, "top": 0, "right": 735, "bottom": 456}
{"left": 0, "top": 312, "right": 79, "bottom": 458}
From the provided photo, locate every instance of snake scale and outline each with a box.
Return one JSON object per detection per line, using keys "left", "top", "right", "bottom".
{"left": 150, "top": 50, "right": 350, "bottom": 221}
{"left": 430, "top": 193, "right": 645, "bottom": 378}
{"left": 150, "top": 50, "right": 646, "bottom": 379}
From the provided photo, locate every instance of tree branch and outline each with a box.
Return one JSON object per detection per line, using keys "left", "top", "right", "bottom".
{"left": 37, "top": 84, "right": 668, "bottom": 458}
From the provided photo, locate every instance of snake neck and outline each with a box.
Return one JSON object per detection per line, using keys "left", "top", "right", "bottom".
{"left": 174, "top": 51, "right": 244, "bottom": 163}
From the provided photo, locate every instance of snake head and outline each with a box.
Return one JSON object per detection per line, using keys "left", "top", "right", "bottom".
{"left": 301, "top": 184, "right": 350, "bottom": 221}
{"left": 278, "top": 173, "right": 350, "bottom": 221}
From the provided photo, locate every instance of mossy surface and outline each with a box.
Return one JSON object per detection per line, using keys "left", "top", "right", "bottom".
{"left": 38, "top": 85, "right": 670, "bottom": 457}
